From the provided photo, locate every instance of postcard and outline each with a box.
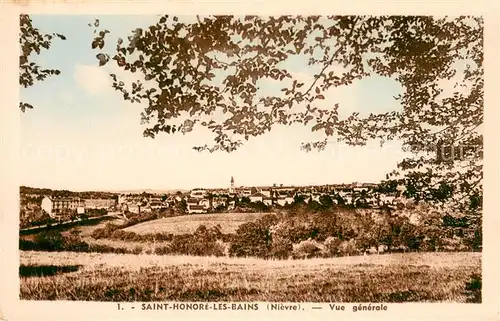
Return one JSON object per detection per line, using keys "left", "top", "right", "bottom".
{"left": 1, "top": 1, "right": 499, "bottom": 321}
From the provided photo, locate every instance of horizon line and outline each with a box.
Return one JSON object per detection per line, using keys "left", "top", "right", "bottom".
{"left": 20, "top": 179, "right": 386, "bottom": 193}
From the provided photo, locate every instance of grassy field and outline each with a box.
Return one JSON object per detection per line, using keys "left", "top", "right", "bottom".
{"left": 20, "top": 251, "right": 481, "bottom": 302}
{"left": 123, "top": 212, "right": 268, "bottom": 235}
{"left": 75, "top": 217, "right": 127, "bottom": 237}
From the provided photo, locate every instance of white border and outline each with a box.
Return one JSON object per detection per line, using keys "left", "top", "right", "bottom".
{"left": 1, "top": 1, "right": 499, "bottom": 320}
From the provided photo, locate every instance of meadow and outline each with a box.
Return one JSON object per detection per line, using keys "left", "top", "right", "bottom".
{"left": 20, "top": 251, "right": 481, "bottom": 302}
{"left": 123, "top": 212, "right": 268, "bottom": 235}
{"left": 19, "top": 204, "right": 482, "bottom": 303}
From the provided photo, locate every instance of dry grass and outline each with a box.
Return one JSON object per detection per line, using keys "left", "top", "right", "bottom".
{"left": 20, "top": 251, "right": 480, "bottom": 302}
{"left": 123, "top": 212, "right": 268, "bottom": 235}
{"left": 80, "top": 236, "right": 161, "bottom": 253}
{"left": 75, "top": 218, "right": 126, "bottom": 237}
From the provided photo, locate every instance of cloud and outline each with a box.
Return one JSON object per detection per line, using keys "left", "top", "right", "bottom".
{"left": 73, "top": 64, "right": 112, "bottom": 95}
{"left": 58, "top": 92, "right": 73, "bottom": 104}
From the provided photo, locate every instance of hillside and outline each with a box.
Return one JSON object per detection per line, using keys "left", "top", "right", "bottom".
{"left": 123, "top": 212, "right": 269, "bottom": 235}
{"left": 20, "top": 186, "right": 118, "bottom": 199}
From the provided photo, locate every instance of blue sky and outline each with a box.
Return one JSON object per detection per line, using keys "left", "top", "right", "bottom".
{"left": 20, "top": 15, "right": 409, "bottom": 191}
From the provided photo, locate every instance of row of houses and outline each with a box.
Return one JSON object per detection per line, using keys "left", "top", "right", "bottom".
{"left": 41, "top": 196, "right": 117, "bottom": 218}
{"left": 37, "top": 180, "right": 406, "bottom": 218}
{"left": 183, "top": 181, "right": 407, "bottom": 213}
{"left": 117, "top": 194, "right": 170, "bottom": 214}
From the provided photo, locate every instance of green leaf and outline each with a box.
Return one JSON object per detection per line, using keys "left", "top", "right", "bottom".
{"left": 96, "top": 53, "right": 108, "bottom": 66}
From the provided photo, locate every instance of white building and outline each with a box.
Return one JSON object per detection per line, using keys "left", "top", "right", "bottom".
{"left": 128, "top": 204, "right": 141, "bottom": 214}
{"left": 276, "top": 197, "right": 292, "bottom": 207}
{"left": 212, "top": 197, "right": 227, "bottom": 209}
{"left": 41, "top": 196, "right": 84, "bottom": 218}
{"left": 84, "top": 198, "right": 116, "bottom": 210}
{"left": 240, "top": 189, "right": 252, "bottom": 197}
{"left": 259, "top": 188, "right": 272, "bottom": 198}
{"left": 249, "top": 193, "right": 264, "bottom": 203}
{"left": 188, "top": 204, "right": 207, "bottom": 214}
{"left": 199, "top": 198, "right": 210, "bottom": 210}
{"left": 187, "top": 198, "right": 200, "bottom": 206}
{"left": 378, "top": 194, "right": 396, "bottom": 206}
{"left": 263, "top": 197, "right": 273, "bottom": 206}
{"left": 190, "top": 188, "right": 207, "bottom": 199}
{"left": 118, "top": 194, "right": 128, "bottom": 204}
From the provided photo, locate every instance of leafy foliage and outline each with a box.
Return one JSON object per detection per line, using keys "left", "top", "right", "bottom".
{"left": 227, "top": 205, "right": 480, "bottom": 259}
{"left": 89, "top": 15, "right": 482, "bottom": 218}
{"left": 167, "top": 224, "right": 226, "bottom": 256}
{"left": 19, "top": 14, "right": 66, "bottom": 111}
{"left": 464, "top": 273, "right": 482, "bottom": 303}
{"left": 229, "top": 214, "right": 278, "bottom": 258}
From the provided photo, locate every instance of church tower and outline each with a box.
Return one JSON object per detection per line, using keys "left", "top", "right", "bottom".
{"left": 229, "top": 176, "right": 235, "bottom": 194}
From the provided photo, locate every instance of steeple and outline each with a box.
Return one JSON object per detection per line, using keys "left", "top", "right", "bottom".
{"left": 229, "top": 176, "right": 235, "bottom": 193}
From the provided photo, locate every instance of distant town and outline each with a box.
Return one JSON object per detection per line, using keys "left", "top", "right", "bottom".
{"left": 20, "top": 176, "right": 411, "bottom": 229}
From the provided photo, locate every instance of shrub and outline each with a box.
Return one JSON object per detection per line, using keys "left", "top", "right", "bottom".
{"left": 87, "top": 208, "right": 107, "bottom": 217}
{"left": 143, "top": 233, "right": 174, "bottom": 242}
{"left": 88, "top": 244, "right": 128, "bottom": 254}
{"left": 19, "top": 239, "right": 37, "bottom": 251}
{"left": 441, "top": 235, "right": 470, "bottom": 252}
{"left": 287, "top": 223, "right": 320, "bottom": 243}
{"left": 269, "top": 222, "right": 293, "bottom": 259}
{"left": 271, "top": 236, "right": 293, "bottom": 259}
{"left": 169, "top": 234, "right": 224, "bottom": 257}
{"left": 248, "top": 201, "right": 270, "bottom": 212}
{"left": 131, "top": 245, "right": 143, "bottom": 255}
{"left": 92, "top": 221, "right": 175, "bottom": 243}
{"left": 63, "top": 236, "right": 90, "bottom": 252}
{"left": 20, "top": 231, "right": 131, "bottom": 254}
{"left": 229, "top": 222, "right": 271, "bottom": 258}
{"left": 338, "top": 239, "right": 360, "bottom": 256}
{"left": 220, "top": 233, "right": 236, "bottom": 243}
{"left": 462, "top": 226, "right": 482, "bottom": 251}
{"left": 91, "top": 223, "right": 119, "bottom": 239}
{"left": 167, "top": 225, "right": 226, "bottom": 257}
{"left": 110, "top": 229, "right": 141, "bottom": 242}
{"left": 292, "top": 239, "right": 323, "bottom": 259}
{"left": 419, "top": 235, "right": 439, "bottom": 252}
{"left": 322, "top": 236, "right": 342, "bottom": 257}
{"left": 214, "top": 240, "right": 230, "bottom": 257}
{"left": 256, "top": 214, "right": 280, "bottom": 229}
{"left": 33, "top": 231, "right": 66, "bottom": 251}
{"left": 465, "top": 273, "right": 482, "bottom": 303}
{"left": 120, "top": 212, "right": 158, "bottom": 229}
{"left": 154, "top": 245, "right": 171, "bottom": 255}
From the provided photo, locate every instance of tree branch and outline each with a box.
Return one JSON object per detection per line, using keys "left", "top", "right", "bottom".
{"left": 301, "top": 16, "right": 361, "bottom": 98}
